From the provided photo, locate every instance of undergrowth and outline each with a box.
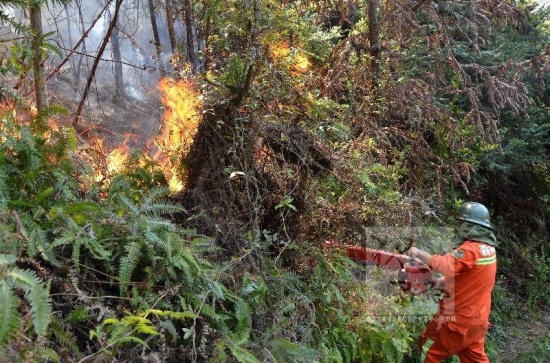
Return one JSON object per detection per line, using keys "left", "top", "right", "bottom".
{"left": 1, "top": 95, "right": 549, "bottom": 363}
{"left": 0, "top": 108, "right": 434, "bottom": 362}
{"left": 2, "top": 107, "right": 496, "bottom": 363}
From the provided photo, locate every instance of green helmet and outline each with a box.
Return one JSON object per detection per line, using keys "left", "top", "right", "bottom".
{"left": 458, "top": 202, "right": 493, "bottom": 229}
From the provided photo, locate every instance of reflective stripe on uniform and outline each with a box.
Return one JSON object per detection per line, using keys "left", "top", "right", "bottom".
{"left": 477, "top": 256, "right": 496, "bottom": 265}
{"left": 421, "top": 338, "right": 434, "bottom": 362}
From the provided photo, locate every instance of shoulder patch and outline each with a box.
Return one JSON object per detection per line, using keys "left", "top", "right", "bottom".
{"left": 452, "top": 248, "right": 466, "bottom": 259}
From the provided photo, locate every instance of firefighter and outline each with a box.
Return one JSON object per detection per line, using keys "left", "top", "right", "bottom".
{"left": 407, "top": 202, "right": 498, "bottom": 363}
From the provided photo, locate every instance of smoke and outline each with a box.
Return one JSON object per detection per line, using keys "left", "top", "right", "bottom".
{"left": 40, "top": 0, "right": 184, "bottom": 104}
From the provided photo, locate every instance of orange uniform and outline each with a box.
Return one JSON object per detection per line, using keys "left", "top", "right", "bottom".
{"left": 420, "top": 240, "right": 497, "bottom": 362}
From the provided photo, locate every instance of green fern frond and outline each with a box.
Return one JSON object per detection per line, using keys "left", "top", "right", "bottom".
{"left": 143, "top": 309, "right": 198, "bottom": 320}
{"left": 51, "top": 232, "right": 79, "bottom": 258}
{"left": 85, "top": 237, "right": 111, "bottom": 260}
{"left": 35, "top": 187, "right": 55, "bottom": 206}
{"left": 119, "top": 240, "right": 143, "bottom": 295}
{"left": 108, "top": 335, "right": 149, "bottom": 349}
{"left": 138, "top": 187, "right": 177, "bottom": 210}
{"left": 118, "top": 194, "right": 139, "bottom": 215}
{"left": 33, "top": 346, "right": 60, "bottom": 363}
{"left": 268, "top": 338, "right": 319, "bottom": 362}
{"left": 159, "top": 319, "right": 178, "bottom": 339}
{"left": 233, "top": 299, "right": 252, "bottom": 340}
{"left": 15, "top": 127, "right": 42, "bottom": 172}
{"left": 7, "top": 267, "right": 52, "bottom": 336}
{"left": 120, "top": 315, "right": 159, "bottom": 336}
{"left": 143, "top": 227, "right": 168, "bottom": 249}
{"left": 228, "top": 343, "right": 262, "bottom": 363}
{"left": 0, "top": 283, "right": 20, "bottom": 343}
{"left": 0, "top": 171, "right": 8, "bottom": 209}
{"left": 49, "top": 319, "right": 82, "bottom": 356}
{"left": 136, "top": 187, "right": 185, "bottom": 217}
{"left": 172, "top": 245, "right": 202, "bottom": 284}
{"left": 140, "top": 201, "right": 185, "bottom": 217}
{"left": 144, "top": 216, "right": 176, "bottom": 232}
{"left": 29, "top": 225, "right": 61, "bottom": 267}
{"left": 0, "top": 254, "right": 16, "bottom": 266}
{"left": 207, "top": 280, "right": 226, "bottom": 300}
{"left": 279, "top": 301, "right": 296, "bottom": 315}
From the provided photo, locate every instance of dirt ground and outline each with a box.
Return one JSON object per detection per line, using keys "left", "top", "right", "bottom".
{"left": 498, "top": 309, "right": 550, "bottom": 362}
{"left": 41, "top": 68, "right": 164, "bottom": 154}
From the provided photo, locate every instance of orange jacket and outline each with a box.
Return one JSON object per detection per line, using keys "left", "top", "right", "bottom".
{"left": 428, "top": 241, "right": 497, "bottom": 326}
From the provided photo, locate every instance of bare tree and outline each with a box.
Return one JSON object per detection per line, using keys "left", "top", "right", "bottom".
{"left": 47, "top": 1, "right": 111, "bottom": 83}
{"left": 110, "top": 16, "right": 125, "bottom": 105}
{"left": 74, "top": 0, "right": 123, "bottom": 125}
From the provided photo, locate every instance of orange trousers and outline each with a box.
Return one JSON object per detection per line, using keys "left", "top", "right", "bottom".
{"left": 419, "top": 319, "right": 490, "bottom": 363}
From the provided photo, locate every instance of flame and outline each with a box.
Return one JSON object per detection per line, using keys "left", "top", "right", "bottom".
{"left": 59, "top": 75, "right": 202, "bottom": 194}
{"left": 151, "top": 77, "right": 202, "bottom": 192}
{"left": 107, "top": 133, "right": 137, "bottom": 174}
{"left": 107, "top": 143, "right": 129, "bottom": 174}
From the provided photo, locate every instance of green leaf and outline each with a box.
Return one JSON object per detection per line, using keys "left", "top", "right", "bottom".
{"left": 7, "top": 267, "right": 52, "bottom": 336}
{"left": 228, "top": 344, "right": 262, "bottom": 363}
{"left": 0, "top": 283, "right": 20, "bottom": 343}
{"left": 0, "top": 254, "right": 16, "bottom": 266}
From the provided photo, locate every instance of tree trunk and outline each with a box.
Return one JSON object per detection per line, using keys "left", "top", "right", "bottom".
{"left": 366, "top": 0, "right": 381, "bottom": 130}
{"left": 75, "top": 0, "right": 88, "bottom": 82}
{"left": 148, "top": 0, "right": 165, "bottom": 75}
{"left": 368, "top": 0, "right": 380, "bottom": 84}
{"left": 165, "top": 0, "right": 177, "bottom": 54}
{"left": 183, "top": 0, "right": 196, "bottom": 69}
{"left": 202, "top": 1, "right": 211, "bottom": 71}
{"left": 110, "top": 22, "right": 125, "bottom": 106}
{"left": 64, "top": 6, "right": 78, "bottom": 80}
{"left": 29, "top": 4, "right": 48, "bottom": 114}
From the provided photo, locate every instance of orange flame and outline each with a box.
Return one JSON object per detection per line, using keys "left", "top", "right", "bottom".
{"left": 107, "top": 134, "right": 132, "bottom": 174}
{"left": 151, "top": 77, "right": 202, "bottom": 192}
{"left": 79, "top": 76, "right": 202, "bottom": 193}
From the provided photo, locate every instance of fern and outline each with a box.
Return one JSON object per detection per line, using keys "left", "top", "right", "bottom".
{"left": 118, "top": 240, "right": 143, "bottom": 294}
{"left": 228, "top": 344, "right": 262, "bottom": 363}
{"left": 112, "top": 186, "right": 193, "bottom": 295}
{"left": 50, "top": 214, "right": 110, "bottom": 270}
{"left": 138, "top": 187, "right": 185, "bottom": 216}
{"left": 8, "top": 266, "right": 53, "bottom": 336}
{"left": 117, "top": 186, "right": 184, "bottom": 220}
{"left": 143, "top": 309, "right": 197, "bottom": 321}
{"left": 0, "top": 283, "right": 20, "bottom": 343}
{"left": 29, "top": 225, "right": 61, "bottom": 267}
{"left": 48, "top": 318, "right": 82, "bottom": 357}
{"left": 33, "top": 346, "right": 60, "bottom": 363}
{"left": 0, "top": 254, "right": 52, "bottom": 342}
{"left": 162, "top": 234, "right": 202, "bottom": 284}
{"left": 90, "top": 314, "right": 161, "bottom": 356}
{"left": 233, "top": 298, "right": 252, "bottom": 340}
{"left": 268, "top": 338, "right": 318, "bottom": 362}
{"left": 117, "top": 315, "right": 159, "bottom": 336}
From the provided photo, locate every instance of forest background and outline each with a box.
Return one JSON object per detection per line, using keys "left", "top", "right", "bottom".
{"left": 1, "top": 0, "right": 550, "bottom": 362}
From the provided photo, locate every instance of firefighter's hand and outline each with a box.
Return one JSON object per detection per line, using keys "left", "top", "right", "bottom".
{"left": 433, "top": 276, "right": 445, "bottom": 291}
{"left": 406, "top": 247, "right": 433, "bottom": 264}
{"left": 406, "top": 247, "right": 422, "bottom": 260}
